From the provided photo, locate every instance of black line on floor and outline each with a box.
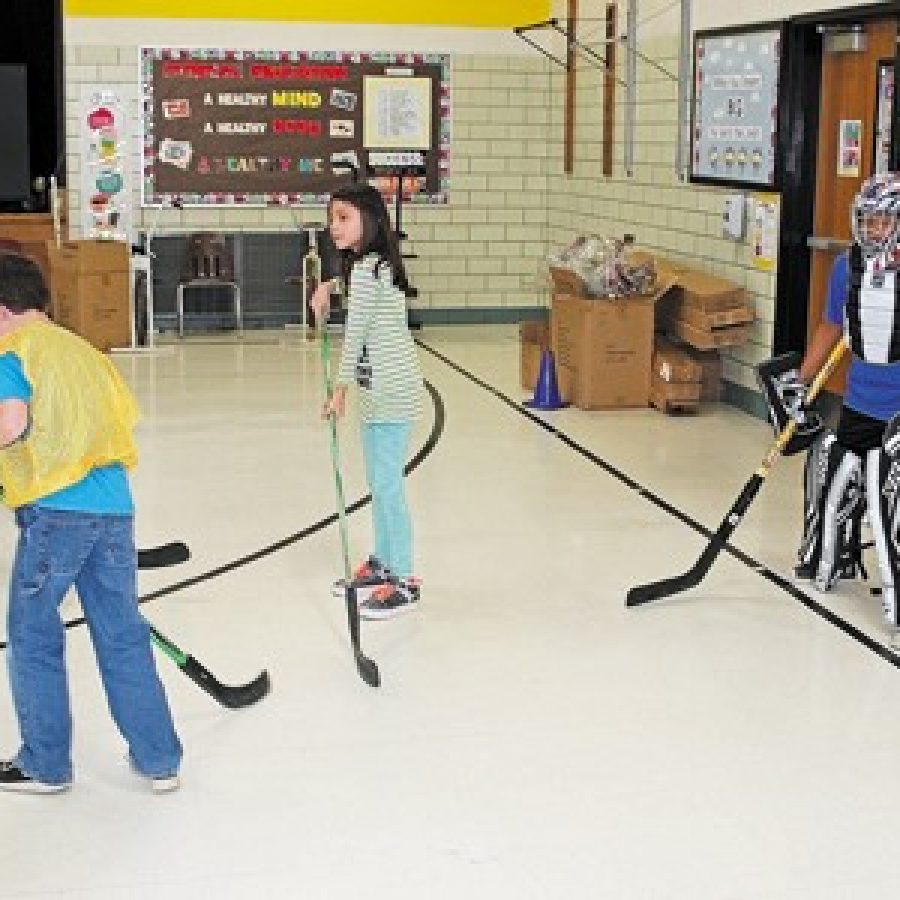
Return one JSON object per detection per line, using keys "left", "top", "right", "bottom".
{"left": 0, "top": 381, "right": 445, "bottom": 650}
{"left": 416, "top": 339, "right": 900, "bottom": 669}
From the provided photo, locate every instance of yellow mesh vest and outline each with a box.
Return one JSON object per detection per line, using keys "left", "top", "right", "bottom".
{"left": 0, "top": 321, "right": 139, "bottom": 508}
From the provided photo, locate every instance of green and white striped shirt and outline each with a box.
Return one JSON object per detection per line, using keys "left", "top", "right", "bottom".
{"left": 337, "top": 254, "right": 424, "bottom": 423}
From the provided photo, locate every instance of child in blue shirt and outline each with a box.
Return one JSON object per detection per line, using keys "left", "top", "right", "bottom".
{"left": 0, "top": 252, "right": 181, "bottom": 794}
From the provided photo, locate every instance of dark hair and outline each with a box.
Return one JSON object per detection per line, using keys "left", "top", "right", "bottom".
{"left": 0, "top": 252, "right": 49, "bottom": 313}
{"left": 328, "top": 183, "right": 411, "bottom": 294}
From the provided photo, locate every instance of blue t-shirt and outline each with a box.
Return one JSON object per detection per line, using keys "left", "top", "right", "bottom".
{"left": 0, "top": 352, "right": 133, "bottom": 513}
{"left": 826, "top": 252, "right": 900, "bottom": 422}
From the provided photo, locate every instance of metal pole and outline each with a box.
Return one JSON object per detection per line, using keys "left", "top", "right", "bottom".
{"left": 624, "top": 0, "right": 637, "bottom": 177}
{"left": 675, "top": 0, "right": 692, "bottom": 181}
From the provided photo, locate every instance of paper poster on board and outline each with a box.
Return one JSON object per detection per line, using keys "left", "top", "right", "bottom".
{"left": 363, "top": 77, "right": 432, "bottom": 149}
{"left": 79, "top": 84, "right": 137, "bottom": 242}
{"left": 837, "top": 119, "right": 862, "bottom": 178}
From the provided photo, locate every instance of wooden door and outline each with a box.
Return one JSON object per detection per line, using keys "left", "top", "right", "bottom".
{"left": 808, "top": 19, "right": 897, "bottom": 392}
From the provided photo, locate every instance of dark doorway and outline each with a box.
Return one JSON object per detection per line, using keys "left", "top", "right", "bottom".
{"left": 0, "top": 0, "right": 64, "bottom": 208}
{"left": 775, "top": 3, "right": 900, "bottom": 369}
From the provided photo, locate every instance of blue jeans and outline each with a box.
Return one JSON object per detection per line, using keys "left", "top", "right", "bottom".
{"left": 6, "top": 506, "right": 181, "bottom": 785}
{"left": 361, "top": 422, "right": 414, "bottom": 577}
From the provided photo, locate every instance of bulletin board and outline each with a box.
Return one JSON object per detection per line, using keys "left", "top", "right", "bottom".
{"left": 140, "top": 48, "right": 451, "bottom": 206}
{"left": 690, "top": 23, "right": 784, "bottom": 190}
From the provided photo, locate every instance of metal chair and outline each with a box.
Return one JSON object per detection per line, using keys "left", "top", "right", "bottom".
{"left": 176, "top": 233, "right": 242, "bottom": 337}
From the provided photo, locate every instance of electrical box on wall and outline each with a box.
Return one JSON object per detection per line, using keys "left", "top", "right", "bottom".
{"left": 723, "top": 194, "right": 745, "bottom": 240}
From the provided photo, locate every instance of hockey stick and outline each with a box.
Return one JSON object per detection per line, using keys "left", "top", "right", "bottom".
{"left": 320, "top": 327, "right": 381, "bottom": 688}
{"left": 138, "top": 541, "right": 190, "bottom": 569}
{"left": 626, "top": 339, "right": 848, "bottom": 607}
{"left": 139, "top": 542, "right": 270, "bottom": 707}
{"left": 149, "top": 626, "right": 271, "bottom": 709}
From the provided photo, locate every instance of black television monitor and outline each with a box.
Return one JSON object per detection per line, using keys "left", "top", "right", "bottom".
{"left": 0, "top": 65, "right": 30, "bottom": 203}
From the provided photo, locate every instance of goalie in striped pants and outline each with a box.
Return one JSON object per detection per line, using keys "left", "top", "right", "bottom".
{"left": 757, "top": 174, "right": 900, "bottom": 630}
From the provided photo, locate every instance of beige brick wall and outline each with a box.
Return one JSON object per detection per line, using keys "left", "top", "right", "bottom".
{"left": 544, "top": 1, "right": 777, "bottom": 394}
{"left": 65, "top": 12, "right": 788, "bottom": 394}
{"left": 64, "top": 46, "right": 552, "bottom": 314}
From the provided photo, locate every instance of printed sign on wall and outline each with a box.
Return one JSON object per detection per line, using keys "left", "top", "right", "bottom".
{"left": 141, "top": 48, "right": 451, "bottom": 206}
{"left": 79, "top": 84, "right": 136, "bottom": 240}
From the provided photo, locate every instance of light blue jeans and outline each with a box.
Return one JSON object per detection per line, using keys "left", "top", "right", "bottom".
{"left": 6, "top": 506, "right": 181, "bottom": 785}
{"left": 361, "top": 422, "right": 414, "bottom": 577}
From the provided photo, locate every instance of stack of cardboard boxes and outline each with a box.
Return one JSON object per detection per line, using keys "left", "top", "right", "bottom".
{"left": 656, "top": 267, "right": 754, "bottom": 352}
{"left": 519, "top": 253, "right": 749, "bottom": 412}
{"left": 650, "top": 337, "right": 704, "bottom": 413}
{"left": 48, "top": 240, "right": 131, "bottom": 352}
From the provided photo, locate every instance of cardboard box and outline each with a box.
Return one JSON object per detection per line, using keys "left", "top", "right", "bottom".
{"left": 549, "top": 266, "right": 588, "bottom": 297}
{"left": 49, "top": 241, "right": 130, "bottom": 351}
{"left": 659, "top": 292, "right": 754, "bottom": 329}
{"left": 652, "top": 336, "right": 703, "bottom": 383}
{"left": 551, "top": 282, "right": 674, "bottom": 409}
{"left": 685, "top": 347, "right": 724, "bottom": 401}
{"left": 672, "top": 269, "right": 745, "bottom": 313}
{"left": 663, "top": 317, "right": 752, "bottom": 351}
{"left": 519, "top": 320, "right": 550, "bottom": 391}
{"left": 50, "top": 239, "right": 129, "bottom": 276}
{"left": 649, "top": 374, "right": 701, "bottom": 413}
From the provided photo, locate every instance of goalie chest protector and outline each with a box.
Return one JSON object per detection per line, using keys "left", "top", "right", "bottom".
{"left": 846, "top": 243, "right": 900, "bottom": 364}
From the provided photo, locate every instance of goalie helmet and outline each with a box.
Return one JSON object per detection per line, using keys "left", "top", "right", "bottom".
{"left": 851, "top": 173, "right": 900, "bottom": 260}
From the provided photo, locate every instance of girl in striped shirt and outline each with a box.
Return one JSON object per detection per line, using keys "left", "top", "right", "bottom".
{"left": 311, "top": 184, "right": 424, "bottom": 619}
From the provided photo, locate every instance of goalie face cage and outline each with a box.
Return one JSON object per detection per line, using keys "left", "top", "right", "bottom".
{"left": 851, "top": 173, "right": 900, "bottom": 261}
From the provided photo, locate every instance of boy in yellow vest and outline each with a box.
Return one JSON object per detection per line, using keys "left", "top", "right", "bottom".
{"left": 0, "top": 252, "right": 181, "bottom": 794}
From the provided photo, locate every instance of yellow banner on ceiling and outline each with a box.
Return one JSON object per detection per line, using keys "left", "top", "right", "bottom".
{"left": 64, "top": 0, "right": 550, "bottom": 27}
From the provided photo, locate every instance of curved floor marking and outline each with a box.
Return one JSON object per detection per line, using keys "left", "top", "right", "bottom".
{"left": 0, "top": 380, "right": 445, "bottom": 649}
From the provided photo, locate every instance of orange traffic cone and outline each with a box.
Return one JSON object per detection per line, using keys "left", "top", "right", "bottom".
{"left": 524, "top": 349, "right": 568, "bottom": 410}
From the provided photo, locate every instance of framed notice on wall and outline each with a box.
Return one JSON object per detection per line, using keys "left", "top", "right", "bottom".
{"left": 140, "top": 48, "right": 451, "bottom": 206}
{"left": 690, "top": 23, "right": 784, "bottom": 190}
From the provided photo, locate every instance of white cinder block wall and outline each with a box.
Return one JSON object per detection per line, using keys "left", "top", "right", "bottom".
{"left": 543, "top": 0, "right": 884, "bottom": 402}
{"left": 63, "top": 20, "right": 554, "bottom": 320}
{"left": 546, "top": 0, "right": 776, "bottom": 400}
{"left": 63, "top": 1, "right": 883, "bottom": 397}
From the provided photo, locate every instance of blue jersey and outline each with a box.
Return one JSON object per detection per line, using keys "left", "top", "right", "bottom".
{"left": 826, "top": 252, "right": 900, "bottom": 422}
{"left": 0, "top": 352, "right": 133, "bottom": 513}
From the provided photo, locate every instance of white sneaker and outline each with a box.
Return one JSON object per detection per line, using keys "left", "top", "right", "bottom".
{"left": 150, "top": 773, "right": 180, "bottom": 794}
{"left": 128, "top": 755, "right": 180, "bottom": 793}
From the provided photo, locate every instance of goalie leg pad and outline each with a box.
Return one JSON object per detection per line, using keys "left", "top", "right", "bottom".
{"left": 867, "top": 415, "right": 900, "bottom": 626}
{"left": 797, "top": 430, "right": 865, "bottom": 588}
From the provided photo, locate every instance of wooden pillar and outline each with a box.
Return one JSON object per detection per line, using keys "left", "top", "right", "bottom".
{"left": 564, "top": 0, "right": 578, "bottom": 174}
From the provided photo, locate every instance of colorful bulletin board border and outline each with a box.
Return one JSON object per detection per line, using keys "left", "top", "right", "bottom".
{"left": 141, "top": 47, "right": 451, "bottom": 207}
{"left": 69, "top": 0, "right": 548, "bottom": 28}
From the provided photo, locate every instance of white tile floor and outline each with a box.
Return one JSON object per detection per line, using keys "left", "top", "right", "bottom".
{"left": 2, "top": 326, "right": 900, "bottom": 899}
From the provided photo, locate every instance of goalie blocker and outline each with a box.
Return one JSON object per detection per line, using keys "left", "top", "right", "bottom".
{"left": 756, "top": 351, "right": 825, "bottom": 456}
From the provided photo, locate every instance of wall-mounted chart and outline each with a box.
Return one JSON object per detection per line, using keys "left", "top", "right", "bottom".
{"left": 691, "top": 25, "right": 783, "bottom": 190}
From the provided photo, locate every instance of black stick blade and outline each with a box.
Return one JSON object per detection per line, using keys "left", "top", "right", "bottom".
{"left": 346, "top": 585, "right": 380, "bottom": 688}
{"left": 182, "top": 656, "right": 271, "bottom": 709}
{"left": 355, "top": 651, "right": 381, "bottom": 687}
{"left": 138, "top": 541, "right": 191, "bottom": 569}
{"left": 626, "top": 568, "right": 705, "bottom": 607}
{"left": 626, "top": 474, "right": 765, "bottom": 607}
